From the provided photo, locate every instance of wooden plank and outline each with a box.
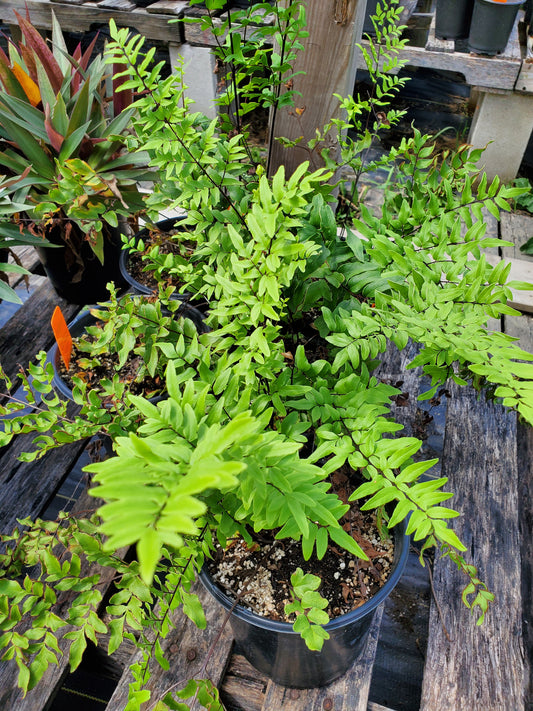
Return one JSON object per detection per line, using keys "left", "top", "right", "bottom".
{"left": 0, "top": 420, "right": 88, "bottom": 535}
{"left": 425, "top": 9, "right": 455, "bottom": 53}
{"left": 107, "top": 581, "right": 234, "bottom": 711}
{"left": 420, "top": 384, "right": 525, "bottom": 711}
{"left": 183, "top": 6, "right": 274, "bottom": 46}
{"left": 356, "top": 41, "right": 521, "bottom": 90}
{"left": 7, "top": 246, "right": 42, "bottom": 284}
{"left": 0, "top": 0, "right": 183, "bottom": 45}
{"left": 267, "top": 0, "right": 366, "bottom": 178}
{"left": 220, "top": 653, "right": 269, "bottom": 711}
{"left": 260, "top": 606, "right": 384, "bottom": 711}
{"left": 98, "top": 0, "right": 135, "bottom": 10}
{"left": 485, "top": 253, "right": 533, "bottom": 313}
{"left": 368, "top": 551, "right": 430, "bottom": 711}
{"left": 0, "top": 278, "right": 79, "bottom": 386}
{"left": 145, "top": 0, "right": 189, "bottom": 15}
{"left": 517, "top": 419, "right": 533, "bottom": 711}
{"left": 503, "top": 312, "right": 533, "bottom": 362}
{"left": 501, "top": 211, "right": 533, "bottom": 263}
{"left": 508, "top": 306, "right": 533, "bottom": 709}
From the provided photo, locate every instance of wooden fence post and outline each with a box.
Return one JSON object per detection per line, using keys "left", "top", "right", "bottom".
{"left": 267, "top": 0, "right": 366, "bottom": 178}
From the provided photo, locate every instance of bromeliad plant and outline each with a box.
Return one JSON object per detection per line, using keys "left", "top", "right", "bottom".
{"left": 0, "top": 178, "right": 54, "bottom": 303}
{"left": 0, "top": 11, "right": 147, "bottom": 271}
{"left": 1, "top": 1, "right": 533, "bottom": 708}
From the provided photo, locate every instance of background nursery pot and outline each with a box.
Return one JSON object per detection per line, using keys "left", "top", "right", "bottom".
{"left": 119, "top": 216, "right": 192, "bottom": 300}
{"left": 36, "top": 223, "right": 128, "bottom": 305}
{"left": 468, "top": 0, "right": 525, "bottom": 54}
{"left": 199, "top": 521, "right": 409, "bottom": 689}
{"left": 51, "top": 301, "right": 207, "bottom": 400}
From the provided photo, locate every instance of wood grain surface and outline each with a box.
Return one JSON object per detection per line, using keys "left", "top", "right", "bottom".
{"left": 268, "top": 0, "right": 366, "bottom": 178}
{"left": 106, "top": 581, "right": 234, "bottom": 711}
{"left": 420, "top": 384, "right": 525, "bottom": 711}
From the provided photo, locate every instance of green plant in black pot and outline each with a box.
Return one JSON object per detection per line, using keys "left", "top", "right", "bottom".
{"left": 0, "top": 11, "right": 148, "bottom": 304}
{"left": 1, "top": 0, "right": 533, "bottom": 707}
{"left": 0, "top": 286, "right": 206, "bottom": 458}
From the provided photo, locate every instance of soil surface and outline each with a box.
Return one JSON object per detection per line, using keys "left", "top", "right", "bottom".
{"left": 58, "top": 337, "right": 164, "bottom": 399}
{"left": 206, "top": 465, "right": 395, "bottom": 622}
{"left": 127, "top": 225, "right": 194, "bottom": 294}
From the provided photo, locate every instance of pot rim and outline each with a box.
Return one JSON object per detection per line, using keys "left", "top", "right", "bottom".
{"left": 200, "top": 520, "right": 410, "bottom": 634}
{"left": 119, "top": 216, "right": 191, "bottom": 299}
{"left": 473, "top": 0, "right": 524, "bottom": 5}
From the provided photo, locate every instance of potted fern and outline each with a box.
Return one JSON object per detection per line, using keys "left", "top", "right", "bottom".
{"left": 0, "top": 11, "right": 148, "bottom": 304}
{"left": 1, "top": 0, "right": 533, "bottom": 706}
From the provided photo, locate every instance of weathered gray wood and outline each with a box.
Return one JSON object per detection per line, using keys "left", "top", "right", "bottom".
{"left": 0, "top": 278, "right": 79, "bottom": 386}
{"left": 267, "top": 0, "right": 366, "bottom": 178}
{"left": 98, "top": 0, "right": 135, "bottom": 10}
{"left": 517, "top": 419, "right": 533, "bottom": 711}
{"left": 260, "top": 606, "right": 383, "bottom": 711}
{"left": 516, "top": 60, "right": 533, "bottom": 94}
{"left": 183, "top": 6, "right": 274, "bottom": 46}
{"left": 107, "top": 581, "right": 234, "bottom": 711}
{"left": 485, "top": 252, "right": 533, "bottom": 313}
{"left": 425, "top": 8, "right": 454, "bottom": 53}
{"left": 356, "top": 40, "right": 521, "bottom": 90}
{"left": 219, "top": 650, "right": 399, "bottom": 711}
{"left": 0, "top": 420, "right": 88, "bottom": 534}
{"left": 145, "top": 0, "right": 188, "bottom": 16}
{"left": 6, "top": 247, "right": 41, "bottom": 288}
{"left": 0, "top": 0, "right": 183, "bottom": 44}
{"left": 503, "top": 312, "right": 533, "bottom": 358}
{"left": 221, "top": 653, "right": 269, "bottom": 711}
{"left": 501, "top": 211, "right": 533, "bottom": 263}
{"left": 420, "top": 384, "right": 525, "bottom": 711}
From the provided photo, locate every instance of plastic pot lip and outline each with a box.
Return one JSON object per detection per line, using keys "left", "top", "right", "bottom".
{"left": 119, "top": 216, "right": 191, "bottom": 299}
{"left": 199, "top": 520, "right": 410, "bottom": 634}
{"left": 474, "top": 0, "right": 524, "bottom": 5}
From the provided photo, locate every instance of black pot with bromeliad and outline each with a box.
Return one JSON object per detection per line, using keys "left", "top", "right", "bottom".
{"left": 36, "top": 222, "right": 129, "bottom": 306}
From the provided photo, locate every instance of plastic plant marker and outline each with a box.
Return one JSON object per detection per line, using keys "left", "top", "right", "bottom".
{"left": 51, "top": 306, "right": 72, "bottom": 370}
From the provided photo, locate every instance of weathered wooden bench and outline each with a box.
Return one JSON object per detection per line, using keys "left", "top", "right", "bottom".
{"left": 0, "top": 209, "right": 531, "bottom": 710}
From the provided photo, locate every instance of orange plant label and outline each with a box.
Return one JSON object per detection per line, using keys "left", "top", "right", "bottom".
{"left": 51, "top": 306, "right": 72, "bottom": 370}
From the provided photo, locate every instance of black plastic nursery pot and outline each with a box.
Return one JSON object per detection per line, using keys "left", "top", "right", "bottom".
{"left": 36, "top": 223, "right": 128, "bottom": 306}
{"left": 468, "top": 0, "right": 525, "bottom": 54}
{"left": 435, "top": 0, "right": 474, "bottom": 39}
{"left": 199, "top": 521, "right": 410, "bottom": 689}
{"left": 51, "top": 302, "right": 207, "bottom": 401}
{"left": 119, "top": 216, "right": 191, "bottom": 300}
